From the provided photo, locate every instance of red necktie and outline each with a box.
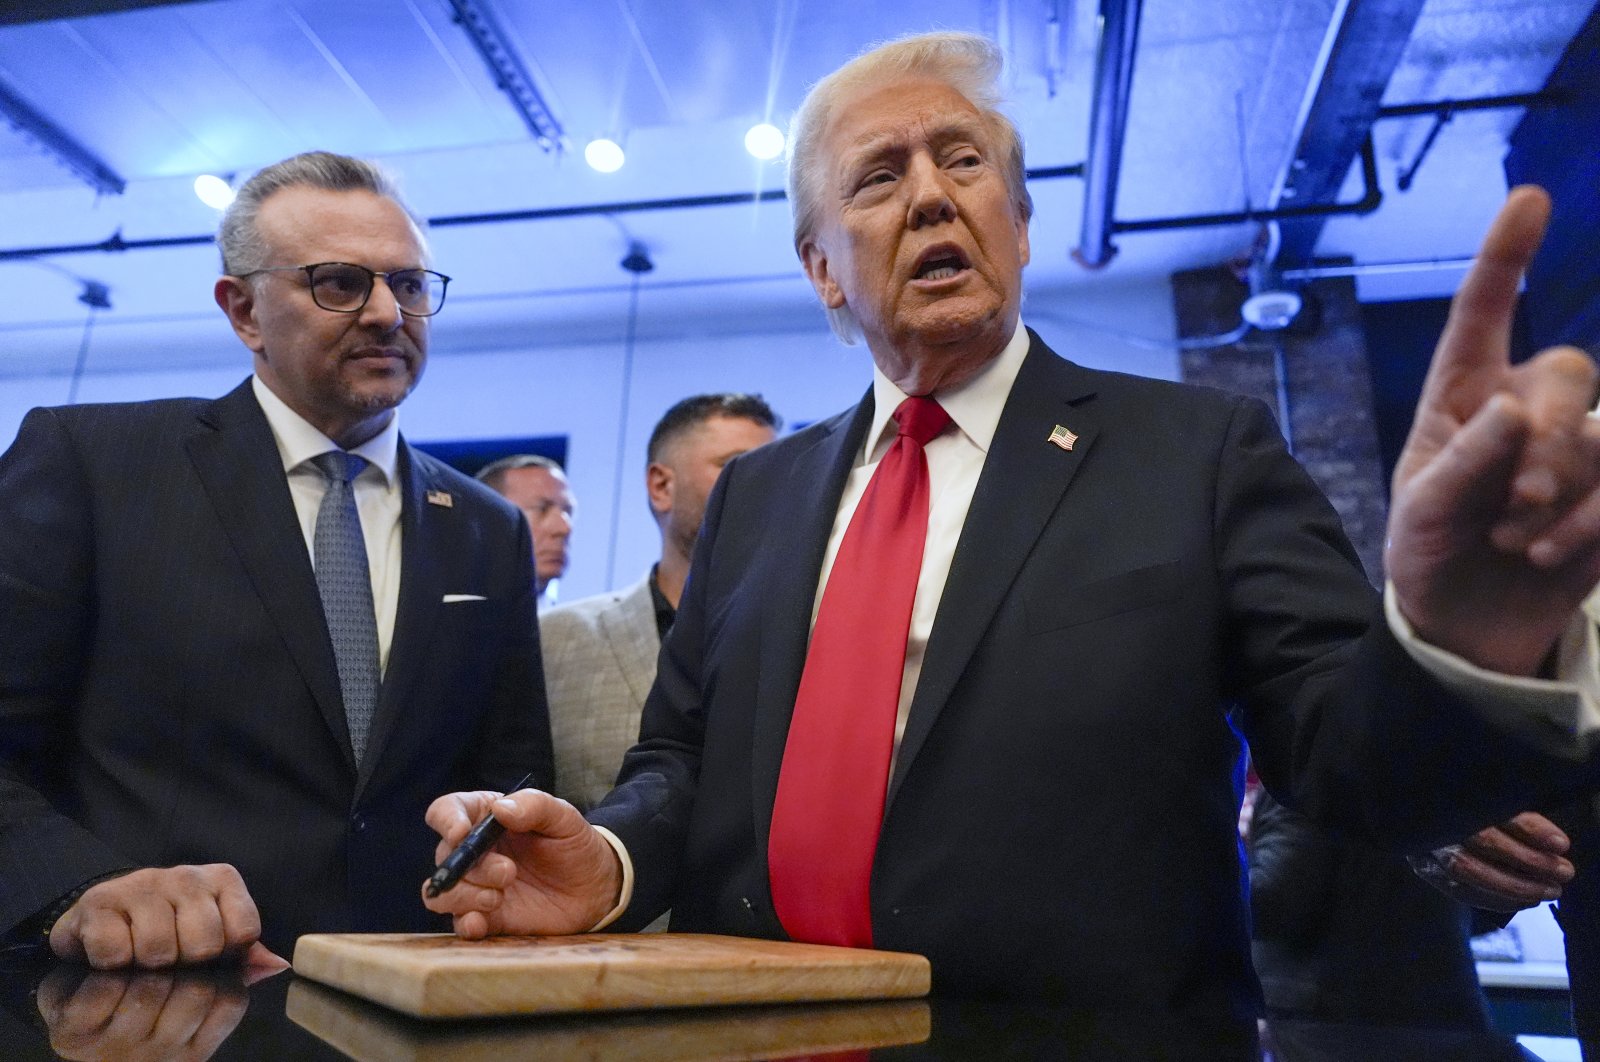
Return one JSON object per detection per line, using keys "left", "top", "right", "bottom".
{"left": 768, "top": 395, "right": 951, "bottom": 948}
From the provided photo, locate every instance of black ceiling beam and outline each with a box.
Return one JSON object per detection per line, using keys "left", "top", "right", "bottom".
{"left": 0, "top": 1, "right": 209, "bottom": 26}
{"left": 1273, "top": 0, "right": 1430, "bottom": 267}
{"left": 0, "top": 75, "right": 124, "bottom": 195}
{"left": 445, "top": 0, "right": 564, "bottom": 152}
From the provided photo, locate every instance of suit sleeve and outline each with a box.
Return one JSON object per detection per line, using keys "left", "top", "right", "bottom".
{"left": 1247, "top": 790, "right": 1336, "bottom": 943}
{"left": 0, "top": 408, "right": 136, "bottom": 935}
{"left": 585, "top": 472, "right": 732, "bottom": 929}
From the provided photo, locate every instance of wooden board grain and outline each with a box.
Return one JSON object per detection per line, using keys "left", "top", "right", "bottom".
{"left": 290, "top": 933, "right": 930, "bottom": 1019}
{"left": 285, "top": 978, "right": 932, "bottom": 1061}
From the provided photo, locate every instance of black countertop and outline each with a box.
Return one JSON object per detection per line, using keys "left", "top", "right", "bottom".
{"left": 0, "top": 958, "right": 1565, "bottom": 1062}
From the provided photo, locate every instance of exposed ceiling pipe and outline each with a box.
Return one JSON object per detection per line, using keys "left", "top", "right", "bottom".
{"left": 1071, "top": 0, "right": 1143, "bottom": 269}
{"left": 0, "top": 164, "right": 1088, "bottom": 263}
{"left": 1113, "top": 135, "right": 1381, "bottom": 233}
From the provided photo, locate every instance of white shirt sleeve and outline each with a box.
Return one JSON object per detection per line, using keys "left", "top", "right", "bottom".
{"left": 585, "top": 825, "right": 635, "bottom": 931}
{"left": 1384, "top": 580, "right": 1600, "bottom": 759}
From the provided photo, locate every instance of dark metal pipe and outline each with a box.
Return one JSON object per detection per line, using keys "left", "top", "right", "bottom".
{"left": 1396, "top": 111, "right": 1451, "bottom": 192}
{"left": 1112, "top": 135, "right": 1381, "bottom": 234}
{"left": 1072, "top": 0, "right": 1144, "bottom": 269}
{"left": 1376, "top": 91, "right": 1563, "bottom": 119}
{"left": 0, "top": 230, "right": 214, "bottom": 261}
{"left": 0, "top": 164, "right": 1086, "bottom": 261}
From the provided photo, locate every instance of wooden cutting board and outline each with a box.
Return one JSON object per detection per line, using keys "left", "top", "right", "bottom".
{"left": 285, "top": 979, "right": 932, "bottom": 1061}
{"left": 291, "top": 933, "right": 930, "bottom": 1019}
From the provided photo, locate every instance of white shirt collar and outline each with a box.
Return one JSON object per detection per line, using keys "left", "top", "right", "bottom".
{"left": 863, "top": 317, "right": 1031, "bottom": 462}
{"left": 251, "top": 375, "right": 400, "bottom": 484}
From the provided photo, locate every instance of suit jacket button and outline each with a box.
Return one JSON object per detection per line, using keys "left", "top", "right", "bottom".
{"left": 351, "top": 814, "right": 367, "bottom": 833}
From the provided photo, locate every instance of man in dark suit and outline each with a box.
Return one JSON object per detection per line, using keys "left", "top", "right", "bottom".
{"left": 421, "top": 34, "right": 1600, "bottom": 1016}
{"left": 0, "top": 151, "right": 553, "bottom": 968}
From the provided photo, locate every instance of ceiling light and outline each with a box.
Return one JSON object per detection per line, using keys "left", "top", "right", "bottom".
{"left": 744, "top": 123, "right": 785, "bottom": 160}
{"left": 193, "top": 174, "right": 235, "bottom": 210}
{"left": 584, "top": 138, "right": 625, "bottom": 173}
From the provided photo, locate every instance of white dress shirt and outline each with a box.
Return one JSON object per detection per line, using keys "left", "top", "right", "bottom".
{"left": 251, "top": 376, "right": 403, "bottom": 673}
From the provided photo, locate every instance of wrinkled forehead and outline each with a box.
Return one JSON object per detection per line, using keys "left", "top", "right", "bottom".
{"left": 823, "top": 77, "right": 993, "bottom": 162}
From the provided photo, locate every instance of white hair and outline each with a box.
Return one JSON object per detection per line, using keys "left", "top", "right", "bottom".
{"left": 785, "top": 31, "right": 1033, "bottom": 343}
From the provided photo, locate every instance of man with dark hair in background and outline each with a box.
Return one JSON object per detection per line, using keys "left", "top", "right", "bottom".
{"left": 476, "top": 454, "right": 576, "bottom": 610}
{"left": 540, "top": 393, "right": 778, "bottom": 812}
{"left": 0, "top": 150, "right": 552, "bottom": 968}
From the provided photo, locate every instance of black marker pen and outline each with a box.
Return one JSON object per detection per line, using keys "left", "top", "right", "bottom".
{"left": 425, "top": 772, "right": 536, "bottom": 898}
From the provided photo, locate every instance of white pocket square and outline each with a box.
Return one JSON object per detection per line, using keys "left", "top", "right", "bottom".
{"left": 442, "top": 594, "right": 487, "bottom": 603}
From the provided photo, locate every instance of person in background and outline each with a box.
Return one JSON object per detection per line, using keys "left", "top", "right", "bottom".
{"left": 476, "top": 454, "right": 576, "bottom": 610}
{"left": 0, "top": 151, "right": 553, "bottom": 968}
{"left": 1418, "top": 803, "right": 1600, "bottom": 1046}
{"left": 1248, "top": 788, "right": 1493, "bottom": 1029}
{"left": 422, "top": 32, "right": 1600, "bottom": 1016}
{"left": 540, "top": 393, "right": 778, "bottom": 812}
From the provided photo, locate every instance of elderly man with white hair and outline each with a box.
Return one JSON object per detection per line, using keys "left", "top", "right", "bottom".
{"left": 424, "top": 32, "right": 1600, "bottom": 1017}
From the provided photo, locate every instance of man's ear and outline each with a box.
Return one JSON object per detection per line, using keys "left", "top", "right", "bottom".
{"left": 214, "top": 276, "right": 265, "bottom": 353}
{"left": 1015, "top": 211, "right": 1031, "bottom": 269}
{"left": 800, "top": 240, "right": 846, "bottom": 310}
{"left": 646, "top": 462, "right": 674, "bottom": 519}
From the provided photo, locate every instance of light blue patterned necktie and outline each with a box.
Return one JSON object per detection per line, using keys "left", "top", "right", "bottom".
{"left": 311, "top": 451, "right": 380, "bottom": 764}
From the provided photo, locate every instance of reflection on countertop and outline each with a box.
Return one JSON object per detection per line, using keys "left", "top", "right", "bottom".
{"left": 0, "top": 958, "right": 1582, "bottom": 1061}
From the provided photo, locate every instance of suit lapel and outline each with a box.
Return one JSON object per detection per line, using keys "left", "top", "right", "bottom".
{"left": 186, "top": 380, "right": 353, "bottom": 767}
{"left": 887, "top": 333, "right": 1102, "bottom": 806}
{"left": 748, "top": 395, "right": 875, "bottom": 843}
{"left": 357, "top": 439, "right": 445, "bottom": 796}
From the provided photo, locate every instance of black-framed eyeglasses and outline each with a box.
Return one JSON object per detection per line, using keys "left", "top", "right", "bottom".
{"left": 237, "top": 262, "right": 451, "bottom": 317}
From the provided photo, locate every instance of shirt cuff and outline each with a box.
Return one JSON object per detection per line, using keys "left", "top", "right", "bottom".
{"left": 586, "top": 825, "right": 634, "bottom": 931}
{"left": 1384, "top": 580, "right": 1600, "bottom": 759}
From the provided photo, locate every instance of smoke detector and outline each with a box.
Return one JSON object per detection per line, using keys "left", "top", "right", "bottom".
{"left": 1240, "top": 289, "right": 1303, "bottom": 331}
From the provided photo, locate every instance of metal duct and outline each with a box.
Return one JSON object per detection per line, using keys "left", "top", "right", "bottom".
{"left": 1071, "top": 0, "right": 1143, "bottom": 269}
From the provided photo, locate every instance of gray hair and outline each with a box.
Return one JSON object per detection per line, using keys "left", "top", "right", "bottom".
{"left": 785, "top": 32, "right": 1033, "bottom": 344}
{"left": 475, "top": 453, "right": 564, "bottom": 494}
{"left": 217, "top": 150, "right": 426, "bottom": 275}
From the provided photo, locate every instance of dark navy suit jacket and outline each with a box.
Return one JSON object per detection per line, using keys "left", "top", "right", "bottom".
{"left": 0, "top": 379, "right": 553, "bottom": 955}
{"left": 589, "top": 332, "right": 1594, "bottom": 1016}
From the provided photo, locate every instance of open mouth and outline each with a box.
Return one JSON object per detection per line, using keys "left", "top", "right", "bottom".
{"left": 913, "top": 246, "right": 970, "bottom": 281}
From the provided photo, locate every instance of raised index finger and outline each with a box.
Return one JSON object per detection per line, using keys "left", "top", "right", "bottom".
{"left": 1424, "top": 185, "right": 1552, "bottom": 408}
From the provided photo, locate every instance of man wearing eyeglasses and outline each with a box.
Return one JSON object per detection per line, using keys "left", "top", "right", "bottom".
{"left": 0, "top": 151, "right": 553, "bottom": 970}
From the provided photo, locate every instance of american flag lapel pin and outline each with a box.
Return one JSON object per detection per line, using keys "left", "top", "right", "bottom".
{"left": 426, "top": 489, "right": 454, "bottom": 508}
{"left": 1047, "top": 424, "right": 1078, "bottom": 451}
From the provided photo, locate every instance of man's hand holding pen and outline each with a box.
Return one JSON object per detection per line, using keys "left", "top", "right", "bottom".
{"left": 420, "top": 786, "right": 623, "bottom": 938}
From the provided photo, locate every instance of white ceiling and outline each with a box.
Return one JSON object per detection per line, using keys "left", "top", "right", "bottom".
{"left": 0, "top": 0, "right": 1592, "bottom": 377}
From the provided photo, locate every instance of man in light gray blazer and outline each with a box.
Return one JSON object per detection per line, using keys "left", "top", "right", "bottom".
{"left": 541, "top": 394, "right": 778, "bottom": 811}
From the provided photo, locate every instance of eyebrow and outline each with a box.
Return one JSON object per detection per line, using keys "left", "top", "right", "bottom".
{"left": 840, "top": 117, "right": 990, "bottom": 168}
